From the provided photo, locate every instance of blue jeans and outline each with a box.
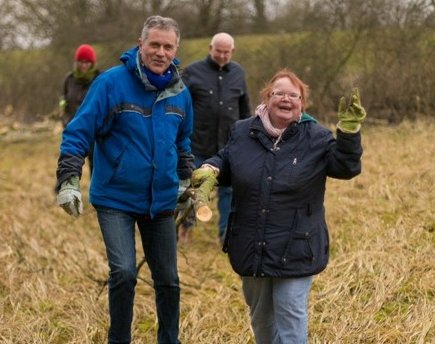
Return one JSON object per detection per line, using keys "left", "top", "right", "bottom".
{"left": 96, "top": 206, "right": 180, "bottom": 344}
{"left": 242, "top": 276, "right": 313, "bottom": 344}
{"left": 195, "top": 155, "right": 232, "bottom": 240}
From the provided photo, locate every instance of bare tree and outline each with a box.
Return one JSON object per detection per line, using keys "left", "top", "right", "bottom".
{"left": 252, "top": 0, "right": 268, "bottom": 32}
{"left": 1, "top": 0, "right": 434, "bottom": 122}
{"left": 0, "top": 0, "right": 20, "bottom": 49}
{"left": 191, "top": 0, "right": 228, "bottom": 36}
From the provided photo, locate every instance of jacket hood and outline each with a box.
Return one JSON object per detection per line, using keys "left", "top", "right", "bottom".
{"left": 250, "top": 112, "right": 317, "bottom": 131}
{"left": 120, "top": 46, "right": 138, "bottom": 70}
{"left": 249, "top": 112, "right": 319, "bottom": 143}
{"left": 300, "top": 112, "right": 317, "bottom": 123}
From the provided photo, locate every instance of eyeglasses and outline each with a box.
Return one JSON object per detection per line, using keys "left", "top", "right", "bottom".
{"left": 271, "top": 90, "right": 302, "bottom": 100}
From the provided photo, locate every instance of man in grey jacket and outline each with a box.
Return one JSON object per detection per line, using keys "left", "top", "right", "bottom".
{"left": 180, "top": 32, "right": 251, "bottom": 244}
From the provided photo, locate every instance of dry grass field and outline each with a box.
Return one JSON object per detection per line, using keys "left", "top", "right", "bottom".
{"left": 0, "top": 119, "right": 434, "bottom": 343}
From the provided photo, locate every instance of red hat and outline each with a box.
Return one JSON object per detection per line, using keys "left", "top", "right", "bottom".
{"left": 75, "top": 44, "right": 96, "bottom": 64}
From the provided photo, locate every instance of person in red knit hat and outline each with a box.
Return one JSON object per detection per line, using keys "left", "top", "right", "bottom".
{"left": 74, "top": 44, "right": 97, "bottom": 64}
{"left": 59, "top": 44, "right": 100, "bottom": 175}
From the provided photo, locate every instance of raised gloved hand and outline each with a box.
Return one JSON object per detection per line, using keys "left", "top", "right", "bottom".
{"left": 56, "top": 176, "right": 83, "bottom": 217}
{"left": 337, "top": 88, "right": 367, "bottom": 133}
{"left": 191, "top": 165, "right": 218, "bottom": 205}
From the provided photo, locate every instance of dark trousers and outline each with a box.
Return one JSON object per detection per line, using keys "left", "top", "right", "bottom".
{"left": 96, "top": 207, "right": 181, "bottom": 344}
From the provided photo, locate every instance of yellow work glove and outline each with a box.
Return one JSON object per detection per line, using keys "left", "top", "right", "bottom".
{"left": 337, "top": 88, "right": 367, "bottom": 133}
{"left": 191, "top": 165, "right": 218, "bottom": 205}
{"left": 56, "top": 176, "right": 83, "bottom": 217}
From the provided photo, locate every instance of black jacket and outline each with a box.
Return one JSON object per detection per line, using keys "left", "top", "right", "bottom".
{"left": 182, "top": 56, "right": 251, "bottom": 157}
{"left": 206, "top": 116, "right": 363, "bottom": 278}
{"left": 61, "top": 70, "right": 100, "bottom": 127}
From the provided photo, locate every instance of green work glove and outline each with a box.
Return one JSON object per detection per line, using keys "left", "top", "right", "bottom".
{"left": 191, "top": 166, "right": 218, "bottom": 187}
{"left": 177, "top": 179, "right": 191, "bottom": 198}
{"left": 176, "top": 179, "right": 191, "bottom": 212}
{"left": 56, "top": 176, "right": 83, "bottom": 217}
{"left": 337, "top": 88, "right": 367, "bottom": 133}
{"left": 191, "top": 166, "right": 218, "bottom": 204}
{"left": 59, "top": 98, "right": 67, "bottom": 117}
{"left": 59, "top": 99, "right": 67, "bottom": 110}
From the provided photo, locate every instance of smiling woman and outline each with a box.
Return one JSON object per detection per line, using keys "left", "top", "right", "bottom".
{"left": 259, "top": 69, "right": 310, "bottom": 129}
{"left": 189, "top": 67, "right": 367, "bottom": 343}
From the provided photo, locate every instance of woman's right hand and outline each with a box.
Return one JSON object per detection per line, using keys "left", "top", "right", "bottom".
{"left": 191, "top": 165, "right": 218, "bottom": 203}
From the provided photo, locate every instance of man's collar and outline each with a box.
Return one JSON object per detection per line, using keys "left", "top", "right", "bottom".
{"left": 206, "top": 55, "right": 230, "bottom": 71}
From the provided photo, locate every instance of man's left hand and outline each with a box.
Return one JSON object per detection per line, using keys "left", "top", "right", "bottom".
{"left": 176, "top": 179, "right": 191, "bottom": 211}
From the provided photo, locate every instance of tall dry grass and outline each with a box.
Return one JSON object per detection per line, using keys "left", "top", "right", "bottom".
{"left": 0, "top": 119, "right": 433, "bottom": 343}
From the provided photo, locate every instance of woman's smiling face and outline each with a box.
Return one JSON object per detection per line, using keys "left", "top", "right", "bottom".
{"left": 267, "top": 77, "right": 303, "bottom": 129}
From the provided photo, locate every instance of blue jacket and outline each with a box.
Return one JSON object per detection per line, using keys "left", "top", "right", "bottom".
{"left": 206, "top": 115, "right": 363, "bottom": 278}
{"left": 56, "top": 47, "right": 194, "bottom": 217}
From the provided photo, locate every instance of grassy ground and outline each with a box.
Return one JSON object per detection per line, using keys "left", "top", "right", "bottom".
{"left": 0, "top": 119, "right": 433, "bottom": 343}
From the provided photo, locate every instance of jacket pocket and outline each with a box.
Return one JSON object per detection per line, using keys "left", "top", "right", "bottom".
{"left": 108, "top": 144, "right": 152, "bottom": 190}
{"left": 280, "top": 227, "right": 320, "bottom": 265}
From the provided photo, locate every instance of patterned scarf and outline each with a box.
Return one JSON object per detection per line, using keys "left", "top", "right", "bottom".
{"left": 255, "top": 103, "right": 286, "bottom": 138}
{"left": 72, "top": 66, "right": 98, "bottom": 84}
{"left": 135, "top": 49, "right": 173, "bottom": 91}
{"left": 143, "top": 66, "right": 173, "bottom": 91}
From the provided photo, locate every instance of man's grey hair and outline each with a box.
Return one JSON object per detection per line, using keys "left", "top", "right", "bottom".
{"left": 141, "top": 15, "right": 180, "bottom": 45}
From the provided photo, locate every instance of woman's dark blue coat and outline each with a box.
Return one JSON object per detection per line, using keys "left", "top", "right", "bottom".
{"left": 206, "top": 115, "right": 362, "bottom": 278}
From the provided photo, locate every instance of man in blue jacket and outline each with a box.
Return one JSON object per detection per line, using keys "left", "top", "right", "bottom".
{"left": 55, "top": 15, "right": 193, "bottom": 344}
{"left": 179, "top": 32, "right": 251, "bottom": 244}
